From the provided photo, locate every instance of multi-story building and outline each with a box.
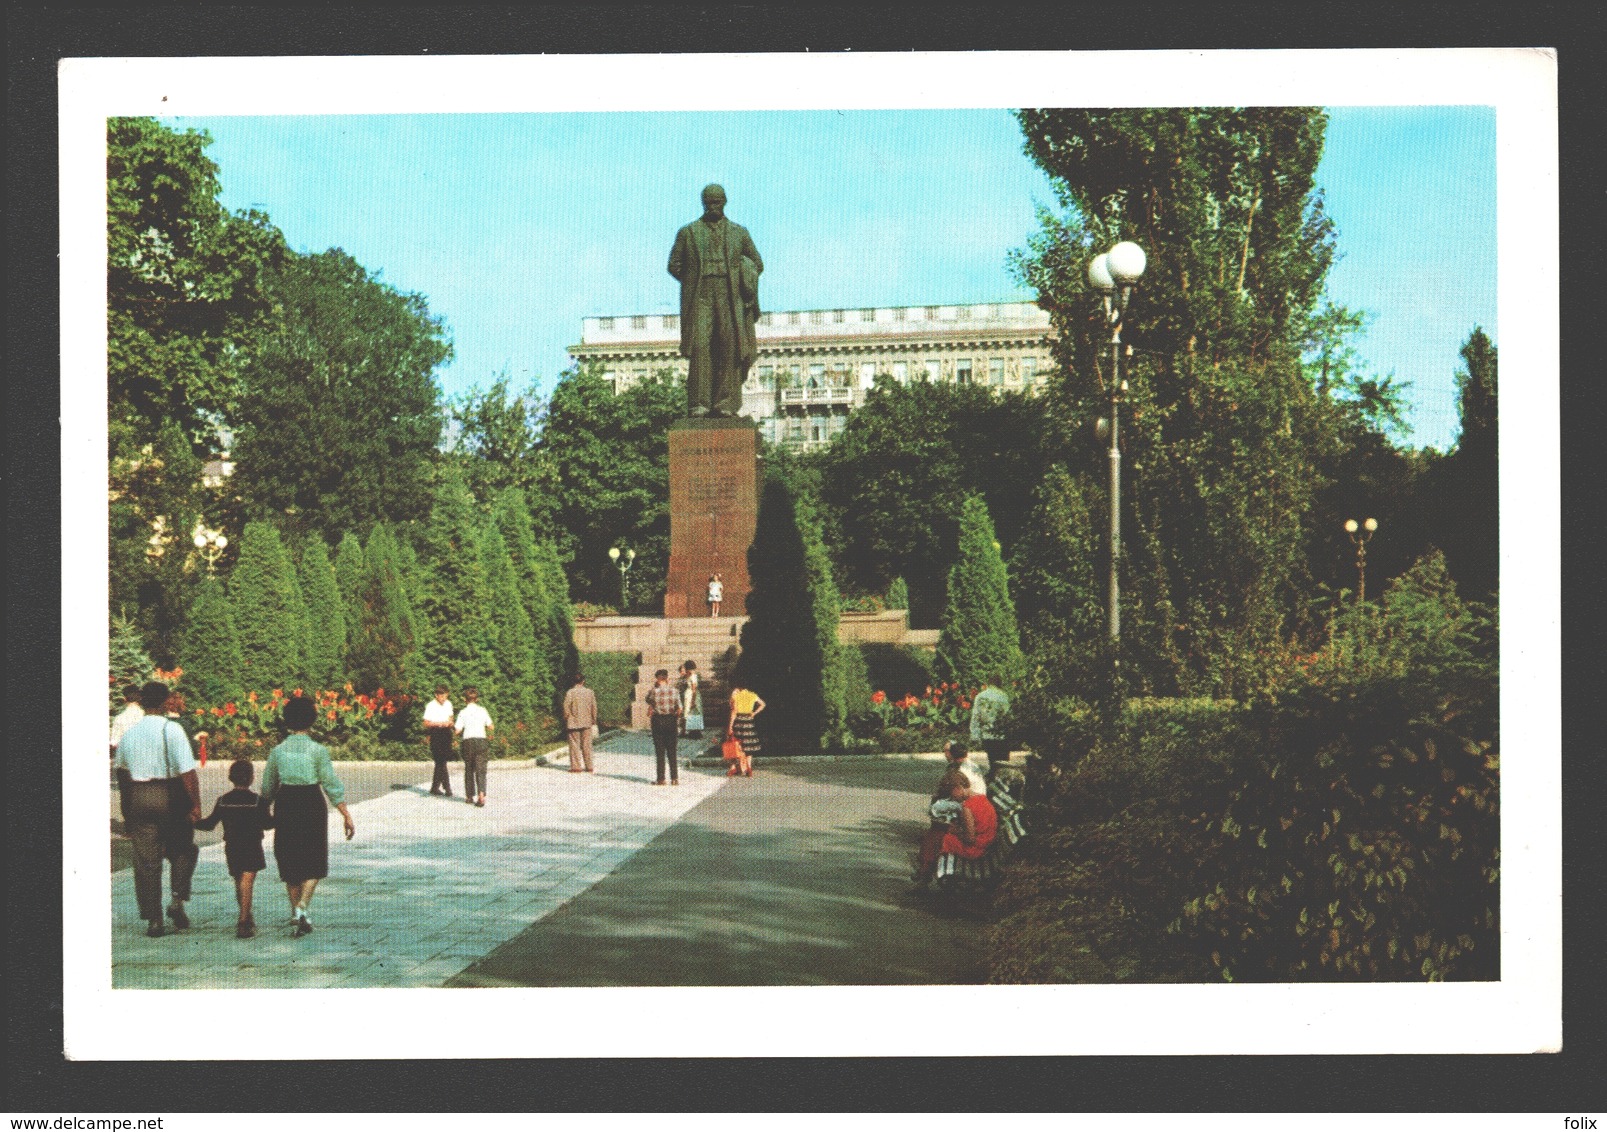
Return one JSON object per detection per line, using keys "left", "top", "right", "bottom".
{"left": 569, "top": 301, "right": 1056, "bottom": 449}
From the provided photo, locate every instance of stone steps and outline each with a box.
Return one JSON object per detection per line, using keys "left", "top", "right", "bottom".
{"left": 627, "top": 619, "right": 745, "bottom": 730}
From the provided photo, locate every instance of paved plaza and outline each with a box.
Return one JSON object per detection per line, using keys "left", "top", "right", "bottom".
{"left": 110, "top": 734, "right": 988, "bottom": 988}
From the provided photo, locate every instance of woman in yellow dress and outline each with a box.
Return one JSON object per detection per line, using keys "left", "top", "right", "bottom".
{"left": 725, "top": 684, "right": 765, "bottom": 777}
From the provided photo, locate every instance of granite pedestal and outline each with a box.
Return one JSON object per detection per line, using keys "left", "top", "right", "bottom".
{"left": 665, "top": 417, "right": 759, "bottom": 618}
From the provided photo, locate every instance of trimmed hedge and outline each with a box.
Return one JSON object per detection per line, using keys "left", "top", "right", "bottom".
{"left": 578, "top": 651, "right": 640, "bottom": 728}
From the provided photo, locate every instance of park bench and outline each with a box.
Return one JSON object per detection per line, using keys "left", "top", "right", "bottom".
{"left": 932, "top": 767, "right": 1027, "bottom": 899}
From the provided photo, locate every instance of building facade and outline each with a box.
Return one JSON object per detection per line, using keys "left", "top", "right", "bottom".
{"left": 569, "top": 301, "right": 1056, "bottom": 449}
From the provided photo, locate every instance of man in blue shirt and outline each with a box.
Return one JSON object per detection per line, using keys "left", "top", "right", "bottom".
{"left": 113, "top": 681, "right": 201, "bottom": 937}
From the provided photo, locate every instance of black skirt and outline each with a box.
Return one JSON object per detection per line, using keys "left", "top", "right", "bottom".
{"left": 731, "top": 712, "right": 760, "bottom": 756}
{"left": 272, "top": 784, "right": 329, "bottom": 884}
{"left": 224, "top": 838, "right": 267, "bottom": 878}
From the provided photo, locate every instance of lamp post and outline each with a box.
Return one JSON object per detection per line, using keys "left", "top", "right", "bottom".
{"left": 1343, "top": 517, "right": 1378, "bottom": 604}
{"left": 608, "top": 545, "right": 636, "bottom": 611}
{"left": 1088, "top": 240, "right": 1147, "bottom": 658}
{"left": 192, "top": 523, "right": 228, "bottom": 575}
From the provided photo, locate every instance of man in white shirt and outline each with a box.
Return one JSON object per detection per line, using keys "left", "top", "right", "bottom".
{"left": 113, "top": 681, "right": 201, "bottom": 937}
{"left": 108, "top": 684, "right": 144, "bottom": 758}
{"left": 454, "top": 686, "right": 494, "bottom": 807}
{"left": 423, "top": 685, "right": 456, "bottom": 797}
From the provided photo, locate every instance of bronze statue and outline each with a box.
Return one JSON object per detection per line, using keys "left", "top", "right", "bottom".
{"left": 668, "top": 184, "right": 763, "bottom": 417}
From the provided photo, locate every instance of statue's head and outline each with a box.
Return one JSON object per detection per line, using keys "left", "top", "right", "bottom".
{"left": 701, "top": 183, "right": 727, "bottom": 219}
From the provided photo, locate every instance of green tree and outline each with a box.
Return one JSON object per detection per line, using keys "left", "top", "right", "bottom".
{"left": 230, "top": 248, "right": 450, "bottom": 545}
{"left": 348, "top": 524, "right": 417, "bottom": 696}
{"left": 229, "top": 521, "right": 308, "bottom": 691}
{"left": 333, "top": 531, "right": 367, "bottom": 662}
{"left": 414, "top": 470, "right": 500, "bottom": 701}
{"left": 1011, "top": 108, "right": 1341, "bottom": 696}
{"left": 177, "top": 577, "right": 244, "bottom": 707}
{"left": 535, "top": 538, "right": 580, "bottom": 716}
{"left": 1423, "top": 328, "right": 1499, "bottom": 604}
{"left": 445, "top": 375, "right": 545, "bottom": 506}
{"left": 107, "top": 117, "right": 284, "bottom": 444}
{"left": 109, "top": 612, "right": 155, "bottom": 708}
{"left": 480, "top": 523, "right": 540, "bottom": 726}
{"left": 817, "top": 377, "right": 1051, "bottom": 627}
{"left": 533, "top": 363, "right": 684, "bottom": 606}
{"left": 937, "top": 494, "right": 1025, "bottom": 690}
{"left": 297, "top": 535, "right": 347, "bottom": 689}
{"left": 108, "top": 419, "right": 207, "bottom": 662}
{"left": 1009, "top": 465, "right": 1108, "bottom": 670}
{"left": 491, "top": 487, "right": 556, "bottom": 707}
{"left": 735, "top": 474, "right": 847, "bottom": 750}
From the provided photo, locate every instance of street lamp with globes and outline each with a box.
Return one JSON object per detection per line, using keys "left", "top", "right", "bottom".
{"left": 192, "top": 523, "right": 228, "bottom": 575}
{"left": 1343, "top": 517, "right": 1378, "bottom": 604}
{"left": 1088, "top": 240, "right": 1147, "bottom": 658}
{"left": 608, "top": 545, "right": 637, "bottom": 611}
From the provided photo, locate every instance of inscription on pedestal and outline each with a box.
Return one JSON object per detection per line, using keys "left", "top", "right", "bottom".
{"left": 665, "top": 419, "right": 760, "bottom": 618}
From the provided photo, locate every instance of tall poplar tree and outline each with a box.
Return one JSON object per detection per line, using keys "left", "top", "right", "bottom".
{"left": 297, "top": 535, "right": 346, "bottom": 689}
{"left": 230, "top": 521, "right": 308, "bottom": 691}
{"left": 1011, "top": 107, "right": 1341, "bottom": 695}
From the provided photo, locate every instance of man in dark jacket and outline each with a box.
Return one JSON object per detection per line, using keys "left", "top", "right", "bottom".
{"left": 668, "top": 183, "right": 763, "bottom": 418}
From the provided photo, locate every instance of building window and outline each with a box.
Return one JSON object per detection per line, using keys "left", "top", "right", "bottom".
{"left": 989, "top": 358, "right": 1005, "bottom": 386}
{"left": 760, "top": 312, "right": 773, "bottom": 326}
{"left": 894, "top": 308, "right": 907, "bottom": 322}
{"left": 788, "top": 311, "right": 801, "bottom": 325}
{"left": 663, "top": 315, "right": 678, "bottom": 330}
{"left": 833, "top": 309, "right": 845, "bottom": 323}
{"left": 924, "top": 306, "right": 940, "bottom": 320}
{"left": 925, "top": 359, "right": 941, "bottom": 381}
{"left": 990, "top": 303, "right": 1004, "bottom": 318}
{"left": 860, "top": 361, "right": 876, "bottom": 385}
{"left": 788, "top": 363, "right": 801, "bottom": 386}
{"left": 893, "top": 361, "right": 908, "bottom": 382}
{"left": 757, "top": 364, "right": 774, "bottom": 390}
{"left": 632, "top": 315, "right": 647, "bottom": 329}
{"left": 956, "top": 359, "right": 972, "bottom": 385}
{"left": 1022, "top": 356, "right": 1038, "bottom": 383}
{"left": 810, "top": 310, "right": 824, "bottom": 325}
{"left": 809, "top": 363, "right": 825, "bottom": 386}
{"left": 599, "top": 317, "right": 614, "bottom": 330}
{"left": 860, "top": 308, "right": 876, "bottom": 322}
{"left": 956, "top": 306, "right": 972, "bottom": 320}
{"left": 602, "top": 370, "right": 617, "bottom": 392}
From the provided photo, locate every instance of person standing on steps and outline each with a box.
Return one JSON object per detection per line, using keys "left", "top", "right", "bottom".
{"left": 678, "top": 660, "right": 702, "bottom": 738}
{"left": 454, "top": 686, "right": 493, "bottom": 807}
{"left": 562, "top": 672, "right": 599, "bottom": 773}
{"left": 707, "top": 572, "right": 724, "bottom": 617}
{"left": 644, "top": 669, "right": 683, "bottom": 785}
{"left": 423, "top": 685, "right": 455, "bottom": 797}
{"left": 113, "top": 680, "right": 201, "bottom": 938}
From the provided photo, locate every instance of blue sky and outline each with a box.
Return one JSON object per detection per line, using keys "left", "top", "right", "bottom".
{"left": 172, "top": 106, "right": 1495, "bottom": 451}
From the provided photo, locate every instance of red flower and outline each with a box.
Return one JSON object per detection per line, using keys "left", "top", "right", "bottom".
{"left": 292, "top": 688, "right": 303, "bottom": 697}
{"left": 871, "top": 690, "right": 887, "bottom": 704}
{"left": 327, "top": 710, "right": 337, "bottom": 721}
{"left": 224, "top": 702, "right": 237, "bottom": 716}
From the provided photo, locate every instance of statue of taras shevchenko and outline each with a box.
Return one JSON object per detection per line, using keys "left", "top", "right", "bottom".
{"left": 668, "top": 184, "right": 763, "bottom": 418}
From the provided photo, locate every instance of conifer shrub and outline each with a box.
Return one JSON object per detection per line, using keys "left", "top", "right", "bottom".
{"left": 230, "top": 521, "right": 308, "bottom": 690}
{"left": 581, "top": 651, "right": 641, "bottom": 729}
{"left": 298, "top": 535, "right": 347, "bottom": 689}
{"left": 937, "top": 493, "right": 1024, "bottom": 691}
{"left": 177, "top": 577, "right": 244, "bottom": 707}
{"left": 735, "top": 474, "right": 847, "bottom": 751}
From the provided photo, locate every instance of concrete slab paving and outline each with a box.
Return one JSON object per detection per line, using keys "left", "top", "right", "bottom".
{"left": 112, "top": 733, "right": 725, "bottom": 988}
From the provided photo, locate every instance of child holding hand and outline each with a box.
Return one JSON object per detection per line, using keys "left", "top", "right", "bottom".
{"left": 195, "top": 758, "right": 274, "bottom": 938}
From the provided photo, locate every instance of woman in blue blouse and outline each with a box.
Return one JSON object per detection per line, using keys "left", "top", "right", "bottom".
{"left": 262, "top": 694, "right": 355, "bottom": 937}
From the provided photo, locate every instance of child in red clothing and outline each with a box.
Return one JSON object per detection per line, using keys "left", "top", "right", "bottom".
{"left": 913, "top": 769, "right": 998, "bottom": 885}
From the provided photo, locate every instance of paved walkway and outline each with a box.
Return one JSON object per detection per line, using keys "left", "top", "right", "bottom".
{"left": 112, "top": 735, "right": 723, "bottom": 989}
{"left": 110, "top": 735, "right": 988, "bottom": 989}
